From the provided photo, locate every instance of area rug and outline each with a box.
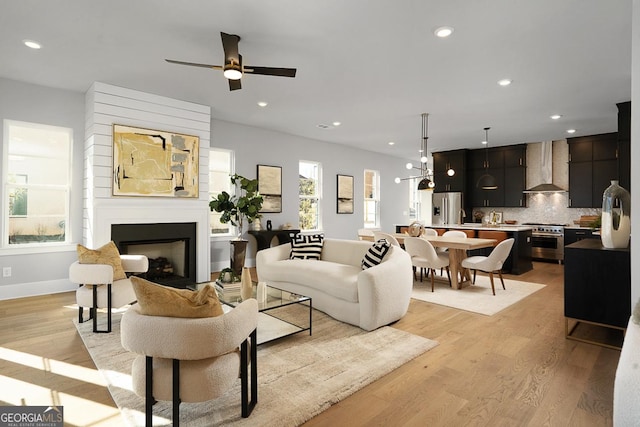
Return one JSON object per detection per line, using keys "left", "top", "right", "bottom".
{"left": 411, "top": 274, "right": 545, "bottom": 316}
{"left": 75, "top": 309, "right": 438, "bottom": 426}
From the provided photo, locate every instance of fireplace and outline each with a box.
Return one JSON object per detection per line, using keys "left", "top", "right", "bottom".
{"left": 111, "top": 222, "right": 197, "bottom": 288}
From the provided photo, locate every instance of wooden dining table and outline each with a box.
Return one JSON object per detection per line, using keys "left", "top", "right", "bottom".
{"left": 362, "top": 233, "right": 497, "bottom": 289}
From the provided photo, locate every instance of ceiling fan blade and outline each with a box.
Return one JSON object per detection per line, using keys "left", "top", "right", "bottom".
{"left": 244, "top": 66, "right": 297, "bottom": 78}
{"left": 165, "top": 59, "right": 223, "bottom": 70}
{"left": 229, "top": 79, "right": 242, "bottom": 91}
{"left": 220, "top": 32, "right": 240, "bottom": 63}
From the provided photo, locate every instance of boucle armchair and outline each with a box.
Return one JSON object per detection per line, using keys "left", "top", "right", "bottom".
{"left": 69, "top": 254, "right": 148, "bottom": 332}
{"left": 120, "top": 299, "right": 259, "bottom": 425}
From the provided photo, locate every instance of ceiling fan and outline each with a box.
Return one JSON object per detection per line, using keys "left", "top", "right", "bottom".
{"left": 165, "top": 32, "right": 297, "bottom": 91}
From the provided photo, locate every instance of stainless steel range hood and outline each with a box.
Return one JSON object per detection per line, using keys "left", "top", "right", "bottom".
{"left": 524, "top": 141, "right": 567, "bottom": 193}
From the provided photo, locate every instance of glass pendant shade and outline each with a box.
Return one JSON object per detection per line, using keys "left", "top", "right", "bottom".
{"left": 600, "top": 180, "right": 631, "bottom": 248}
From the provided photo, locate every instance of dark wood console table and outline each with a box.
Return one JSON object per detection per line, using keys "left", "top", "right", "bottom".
{"left": 564, "top": 239, "right": 630, "bottom": 349}
{"left": 248, "top": 229, "right": 300, "bottom": 251}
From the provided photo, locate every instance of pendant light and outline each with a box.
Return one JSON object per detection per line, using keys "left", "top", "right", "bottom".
{"left": 477, "top": 127, "right": 498, "bottom": 190}
{"left": 394, "top": 113, "right": 435, "bottom": 190}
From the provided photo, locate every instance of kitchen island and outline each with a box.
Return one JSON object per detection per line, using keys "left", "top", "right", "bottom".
{"left": 395, "top": 223, "right": 533, "bottom": 275}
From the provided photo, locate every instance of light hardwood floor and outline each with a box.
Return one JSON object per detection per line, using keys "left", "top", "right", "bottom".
{"left": 0, "top": 262, "right": 620, "bottom": 426}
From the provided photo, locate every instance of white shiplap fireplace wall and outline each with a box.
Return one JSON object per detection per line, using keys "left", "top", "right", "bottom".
{"left": 83, "top": 82, "right": 211, "bottom": 282}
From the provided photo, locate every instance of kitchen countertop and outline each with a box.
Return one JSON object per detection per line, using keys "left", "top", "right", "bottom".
{"left": 435, "top": 223, "right": 533, "bottom": 232}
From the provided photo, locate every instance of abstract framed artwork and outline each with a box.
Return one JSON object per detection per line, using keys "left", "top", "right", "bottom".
{"left": 257, "top": 164, "right": 282, "bottom": 213}
{"left": 112, "top": 124, "right": 199, "bottom": 197}
{"left": 337, "top": 174, "right": 354, "bottom": 214}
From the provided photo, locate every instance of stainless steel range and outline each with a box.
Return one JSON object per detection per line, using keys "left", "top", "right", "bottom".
{"left": 524, "top": 223, "right": 565, "bottom": 263}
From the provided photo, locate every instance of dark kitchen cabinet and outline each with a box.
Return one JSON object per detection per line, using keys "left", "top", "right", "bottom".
{"left": 617, "top": 101, "right": 631, "bottom": 192}
{"left": 564, "top": 239, "right": 630, "bottom": 334}
{"left": 567, "top": 133, "right": 619, "bottom": 208}
{"left": 563, "top": 227, "right": 599, "bottom": 246}
{"left": 433, "top": 150, "right": 467, "bottom": 193}
{"left": 467, "top": 145, "right": 526, "bottom": 208}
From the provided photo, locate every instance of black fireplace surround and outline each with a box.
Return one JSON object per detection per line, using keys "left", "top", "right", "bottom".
{"left": 111, "top": 222, "right": 197, "bottom": 288}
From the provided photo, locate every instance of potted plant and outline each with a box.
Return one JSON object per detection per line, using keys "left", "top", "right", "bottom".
{"left": 210, "top": 174, "right": 263, "bottom": 276}
{"left": 209, "top": 173, "right": 263, "bottom": 239}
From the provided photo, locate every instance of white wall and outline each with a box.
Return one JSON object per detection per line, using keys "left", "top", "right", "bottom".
{"left": 209, "top": 119, "right": 412, "bottom": 270}
{"left": 0, "top": 78, "right": 84, "bottom": 299}
{"left": 84, "top": 83, "right": 212, "bottom": 283}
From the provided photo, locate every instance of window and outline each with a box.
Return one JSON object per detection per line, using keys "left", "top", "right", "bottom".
{"left": 3, "top": 120, "right": 72, "bottom": 246}
{"left": 299, "top": 161, "right": 321, "bottom": 230}
{"left": 364, "top": 169, "right": 380, "bottom": 227}
{"left": 408, "top": 178, "right": 420, "bottom": 221}
{"left": 209, "top": 148, "right": 234, "bottom": 235}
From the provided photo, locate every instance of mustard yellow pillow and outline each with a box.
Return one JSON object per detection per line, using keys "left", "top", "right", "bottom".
{"left": 77, "top": 241, "right": 126, "bottom": 281}
{"left": 131, "top": 276, "right": 224, "bottom": 318}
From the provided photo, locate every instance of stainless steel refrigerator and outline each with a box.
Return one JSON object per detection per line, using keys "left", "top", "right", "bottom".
{"left": 432, "top": 192, "right": 464, "bottom": 225}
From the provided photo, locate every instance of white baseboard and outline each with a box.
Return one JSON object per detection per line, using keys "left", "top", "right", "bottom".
{"left": 0, "top": 279, "right": 76, "bottom": 301}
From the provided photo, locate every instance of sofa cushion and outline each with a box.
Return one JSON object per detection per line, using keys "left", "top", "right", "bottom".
{"left": 290, "top": 233, "right": 324, "bottom": 260}
{"left": 268, "top": 259, "right": 360, "bottom": 302}
{"left": 131, "top": 276, "right": 224, "bottom": 318}
{"left": 361, "top": 239, "right": 391, "bottom": 269}
{"left": 77, "top": 241, "right": 126, "bottom": 281}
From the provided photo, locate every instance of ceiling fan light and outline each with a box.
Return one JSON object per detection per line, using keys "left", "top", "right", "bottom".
{"left": 223, "top": 68, "right": 242, "bottom": 80}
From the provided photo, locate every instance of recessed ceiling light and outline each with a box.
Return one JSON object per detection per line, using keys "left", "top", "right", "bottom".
{"left": 332, "top": 121, "right": 341, "bottom": 127}
{"left": 497, "top": 79, "right": 512, "bottom": 86}
{"left": 550, "top": 114, "right": 562, "bottom": 120}
{"left": 23, "top": 39, "right": 41, "bottom": 49}
{"left": 567, "top": 129, "right": 576, "bottom": 134}
{"left": 388, "top": 141, "right": 395, "bottom": 146}
{"left": 257, "top": 101, "right": 268, "bottom": 107}
{"left": 481, "top": 140, "right": 488, "bottom": 145}
{"left": 434, "top": 26, "right": 454, "bottom": 38}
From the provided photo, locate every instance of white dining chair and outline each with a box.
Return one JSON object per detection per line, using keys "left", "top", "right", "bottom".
{"left": 373, "top": 231, "right": 401, "bottom": 247}
{"left": 437, "top": 230, "right": 467, "bottom": 280}
{"left": 422, "top": 228, "right": 438, "bottom": 237}
{"left": 461, "top": 238, "right": 515, "bottom": 295}
{"left": 403, "top": 237, "right": 450, "bottom": 292}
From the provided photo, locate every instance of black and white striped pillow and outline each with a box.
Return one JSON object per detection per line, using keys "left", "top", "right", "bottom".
{"left": 290, "top": 233, "right": 324, "bottom": 260}
{"left": 362, "top": 239, "right": 391, "bottom": 269}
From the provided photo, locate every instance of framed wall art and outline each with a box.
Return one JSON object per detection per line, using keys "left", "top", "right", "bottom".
{"left": 337, "top": 174, "right": 354, "bottom": 214}
{"left": 112, "top": 124, "right": 199, "bottom": 197}
{"left": 257, "top": 164, "right": 282, "bottom": 213}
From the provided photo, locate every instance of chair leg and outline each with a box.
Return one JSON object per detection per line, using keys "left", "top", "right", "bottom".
{"left": 241, "top": 328, "right": 258, "bottom": 417}
{"left": 145, "top": 356, "right": 155, "bottom": 427}
{"left": 412, "top": 266, "right": 417, "bottom": 281}
{"left": 489, "top": 272, "right": 496, "bottom": 295}
{"left": 445, "top": 267, "right": 451, "bottom": 286}
{"left": 92, "top": 283, "right": 112, "bottom": 333}
{"left": 430, "top": 269, "right": 435, "bottom": 292}
{"left": 419, "top": 267, "right": 423, "bottom": 282}
{"left": 472, "top": 270, "right": 477, "bottom": 284}
{"left": 498, "top": 270, "right": 506, "bottom": 290}
{"left": 173, "top": 359, "right": 181, "bottom": 426}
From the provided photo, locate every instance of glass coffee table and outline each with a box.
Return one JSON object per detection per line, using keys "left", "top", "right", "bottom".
{"left": 215, "top": 282, "right": 312, "bottom": 345}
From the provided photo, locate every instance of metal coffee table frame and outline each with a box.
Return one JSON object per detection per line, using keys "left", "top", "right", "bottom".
{"left": 216, "top": 283, "right": 312, "bottom": 345}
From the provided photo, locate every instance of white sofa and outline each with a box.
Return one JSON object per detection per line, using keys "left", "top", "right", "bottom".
{"left": 256, "top": 238, "right": 413, "bottom": 331}
{"left": 613, "top": 315, "right": 640, "bottom": 426}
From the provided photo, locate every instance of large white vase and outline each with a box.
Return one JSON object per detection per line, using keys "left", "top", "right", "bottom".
{"left": 601, "top": 180, "right": 631, "bottom": 248}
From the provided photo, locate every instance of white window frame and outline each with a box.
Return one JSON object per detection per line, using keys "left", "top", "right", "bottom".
{"left": 208, "top": 148, "right": 235, "bottom": 238}
{"left": 2, "top": 120, "right": 72, "bottom": 249}
{"left": 298, "top": 160, "right": 322, "bottom": 231}
{"left": 364, "top": 169, "right": 380, "bottom": 228}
